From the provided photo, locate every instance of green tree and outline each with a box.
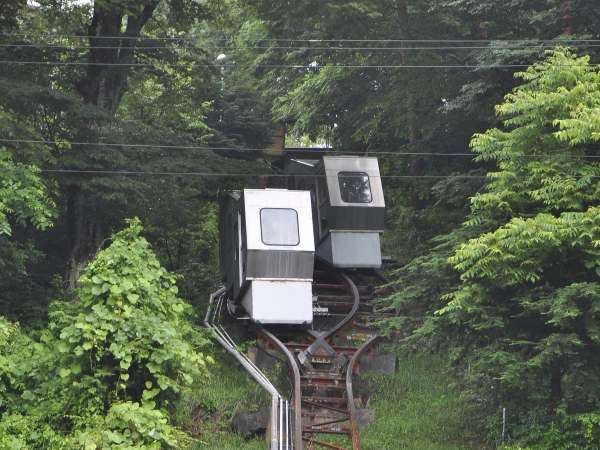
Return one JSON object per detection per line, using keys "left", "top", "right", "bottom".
{"left": 388, "top": 50, "right": 600, "bottom": 447}
{"left": 0, "top": 106, "right": 55, "bottom": 322}
{"left": 0, "top": 219, "right": 211, "bottom": 448}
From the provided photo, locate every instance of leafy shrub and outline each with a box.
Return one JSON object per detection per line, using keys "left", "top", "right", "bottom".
{"left": 0, "top": 141, "right": 54, "bottom": 236}
{"left": 0, "top": 219, "right": 212, "bottom": 449}
{"left": 0, "top": 413, "right": 66, "bottom": 450}
{"left": 51, "top": 218, "right": 212, "bottom": 410}
{"left": 385, "top": 50, "right": 600, "bottom": 449}
{"left": 518, "top": 412, "right": 600, "bottom": 450}
{"left": 74, "top": 402, "right": 190, "bottom": 449}
{"left": 0, "top": 317, "right": 31, "bottom": 411}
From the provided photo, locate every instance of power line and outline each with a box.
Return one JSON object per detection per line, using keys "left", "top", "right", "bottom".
{"left": 2, "top": 60, "right": 597, "bottom": 69}
{"left": 2, "top": 43, "right": 600, "bottom": 51}
{"left": 0, "top": 167, "right": 490, "bottom": 178}
{"left": 2, "top": 138, "right": 600, "bottom": 160}
{"left": 0, "top": 137, "right": 470, "bottom": 155}
{"left": 1, "top": 168, "right": 595, "bottom": 180}
{"left": 2, "top": 33, "right": 600, "bottom": 43}
{"left": 0, "top": 138, "right": 274, "bottom": 152}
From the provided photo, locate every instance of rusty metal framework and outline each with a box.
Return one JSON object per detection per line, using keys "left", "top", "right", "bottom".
{"left": 208, "top": 260, "right": 385, "bottom": 450}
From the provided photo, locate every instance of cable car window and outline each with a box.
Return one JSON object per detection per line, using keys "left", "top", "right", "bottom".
{"left": 338, "top": 172, "right": 372, "bottom": 203}
{"left": 260, "top": 208, "right": 300, "bottom": 246}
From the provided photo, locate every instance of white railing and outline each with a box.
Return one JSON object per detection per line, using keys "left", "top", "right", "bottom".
{"left": 205, "top": 288, "right": 293, "bottom": 449}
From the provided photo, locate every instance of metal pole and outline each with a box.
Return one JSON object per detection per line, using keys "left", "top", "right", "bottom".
{"left": 285, "top": 400, "right": 290, "bottom": 449}
{"left": 279, "top": 398, "right": 284, "bottom": 450}
{"left": 501, "top": 407, "right": 506, "bottom": 446}
{"left": 258, "top": 328, "right": 303, "bottom": 450}
{"left": 271, "top": 395, "right": 279, "bottom": 450}
{"left": 206, "top": 288, "right": 284, "bottom": 450}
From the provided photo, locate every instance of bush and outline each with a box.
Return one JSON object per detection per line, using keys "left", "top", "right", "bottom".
{"left": 519, "top": 411, "right": 600, "bottom": 450}
{"left": 51, "top": 218, "right": 212, "bottom": 410}
{"left": 0, "top": 219, "right": 213, "bottom": 449}
{"left": 0, "top": 413, "right": 66, "bottom": 450}
{"left": 0, "top": 317, "right": 33, "bottom": 412}
{"left": 74, "top": 402, "right": 190, "bottom": 449}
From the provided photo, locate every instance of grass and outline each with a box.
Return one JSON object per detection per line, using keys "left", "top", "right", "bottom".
{"left": 361, "top": 353, "right": 480, "bottom": 450}
{"left": 174, "top": 348, "right": 269, "bottom": 449}
{"left": 193, "top": 431, "right": 265, "bottom": 449}
{"left": 180, "top": 348, "right": 481, "bottom": 449}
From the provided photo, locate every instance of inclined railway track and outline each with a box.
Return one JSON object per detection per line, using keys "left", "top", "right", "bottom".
{"left": 208, "top": 261, "right": 383, "bottom": 450}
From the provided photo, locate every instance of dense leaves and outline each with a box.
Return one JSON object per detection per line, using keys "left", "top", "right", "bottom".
{"left": 0, "top": 149, "right": 53, "bottom": 236}
{"left": 0, "top": 220, "right": 211, "bottom": 448}
{"left": 55, "top": 218, "right": 212, "bottom": 404}
{"left": 2, "top": 0, "right": 600, "bottom": 448}
{"left": 386, "top": 50, "right": 600, "bottom": 448}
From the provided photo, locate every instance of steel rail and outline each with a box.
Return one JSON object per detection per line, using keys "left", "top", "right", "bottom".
{"left": 258, "top": 326, "right": 304, "bottom": 450}
{"left": 207, "top": 292, "right": 282, "bottom": 449}
{"left": 303, "top": 271, "right": 361, "bottom": 359}
{"left": 302, "top": 437, "right": 348, "bottom": 450}
{"left": 346, "top": 334, "right": 380, "bottom": 450}
{"left": 207, "top": 267, "right": 378, "bottom": 449}
{"left": 326, "top": 273, "right": 361, "bottom": 338}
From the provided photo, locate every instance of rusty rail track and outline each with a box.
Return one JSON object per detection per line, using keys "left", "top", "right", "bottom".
{"left": 208, "top": 260, "right": 383, "bottom": 449}
{"left": 256, "top": 261, "right": 382, "bottom": 450}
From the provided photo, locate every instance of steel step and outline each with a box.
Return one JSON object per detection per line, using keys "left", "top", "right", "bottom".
{"left": 302, "top": 396, "right": 348, "bottom": 406}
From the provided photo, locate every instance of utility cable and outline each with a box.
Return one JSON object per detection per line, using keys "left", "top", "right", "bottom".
{"left": 2, "top": 33, "right": 600, "bottom": 43}
{"left": 0, "top": 168, "right": 489, "bottom": 178}
{"left": 3, "top": 138, "right": 600, "bottom": 159}
{"left": 2, "top": 43, "right": 600, "bottom": 51}
{"left": 2, "top": 60, "right": 599, "bottom": 69}
{"left": 2, "top": 167, "right": 599, "bottom": 180}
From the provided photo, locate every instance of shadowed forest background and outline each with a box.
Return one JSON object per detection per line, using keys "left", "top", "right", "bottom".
{"left": 1, "top": 0, "right": 600, "bottom": 448}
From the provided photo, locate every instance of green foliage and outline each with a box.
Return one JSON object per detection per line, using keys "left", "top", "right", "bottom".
{"left": 53, "top": 218, "right": 212, "bottom": 407}
{"left": 386, "top": 49, "right": 600, "bottom": 448}
{"left": 0, "top": 413, "right": 66, "bottom": 450}
{"left": 466, "top": 50, "right": 600, "bottom": 225}
{"left": 0, "top": 317, "right": 29, "bottom": 410}
{"left": 3, "top": 0, "right": 600, "bottom": 448}
{"left": 74, "top": 402, "right": 191, "bottom": 450}
{"left": 0, "top": 220, "right": 212, "bottom": 449}
{"left": 0, "top": 146, "right": 54, "bottom": 235}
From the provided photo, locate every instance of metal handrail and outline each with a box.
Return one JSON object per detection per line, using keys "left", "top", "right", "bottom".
{"left": 205, "top": 288, "right": 293, "bottom": 449}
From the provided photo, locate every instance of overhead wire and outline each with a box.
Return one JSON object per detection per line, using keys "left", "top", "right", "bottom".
{"left": 2, "top": 33, "right": 600, "bottom": 43}
{"left": 2, "top": 33, "right": 598, "bottom": 68}
{"left": 2, "top": 60, "right": 598, "bottom": 69}
{"left": 1, "top": 34, "right": 598, "bottom": 175}
{"left": 38, "top": 169, "right": 489, "bottom": 179}
{"left": 2, "top": 138, "right": 600, "bottom": 160}
{"left": 2, "top": 43, "right": 600, "bottom": 51}
{"left": 2, "top": 167, "right": 599, "bottom": 181}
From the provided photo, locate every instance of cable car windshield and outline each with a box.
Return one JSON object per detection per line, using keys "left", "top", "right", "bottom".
{"left": 338, "top": 172, "right": 372, "bottom": 203}
{"left": 260, "top": 208, "right": 300, "bottom": 246}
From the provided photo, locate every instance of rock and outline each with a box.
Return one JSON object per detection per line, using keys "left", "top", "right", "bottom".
{"left": 353, "top": 377, "right": 373, "bottom": 404}
{"left": 231, "top": 408, "right": 269, "bottom": 439}
{"left": 359, "top": 353, "right": 396, "bottom": 374}
{"left": 189, "top": 406, "right": 210, "bottom": 436}
{"left": 355, "top": 408, "right": 375, "bottom": 430}
{"left": 247, "top": 346, "right": 278, "bottom": 371}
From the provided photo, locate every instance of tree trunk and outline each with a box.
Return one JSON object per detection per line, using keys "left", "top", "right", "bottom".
{"left": 561, "top": 0, "right": 573, "bottom": 36}
{"left": 549, "top": 362, "right": 563, "bottom": 412}
{"left": 395, "top": 0, "right": 417, "bottom": 143}
{"left": 65, "top": 0, "right": 160, "bottom": 287}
